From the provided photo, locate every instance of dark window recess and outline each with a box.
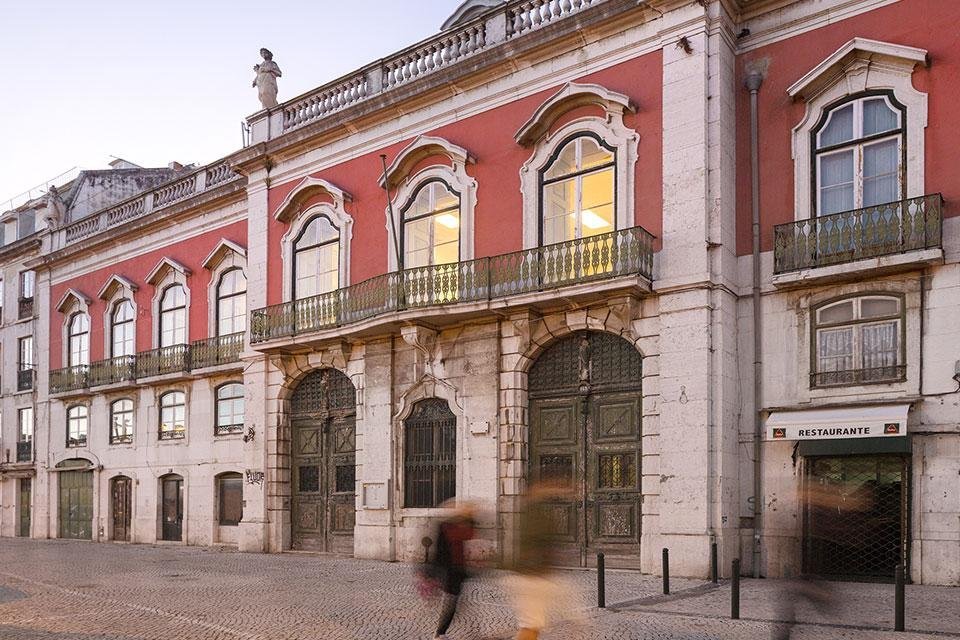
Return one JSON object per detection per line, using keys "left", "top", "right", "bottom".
{"left": 16, "top": 441, "right": 32, "bottom": 463}
{"left": 598, "top": 453, "right": 636, "bottom": 489}
{"left": 298, "top": 466, "right": 320, "bottom": 493}
{"left": 335, "top": 464, "right": 355, "bottom": 493}
{"left": 18, "top": 297, "right": 33, "bottom": 320}
{"left": 218, "top": 475, "right": 243, "bottom": 526}
{"left": 539, "top": 454, "right": 574, "bottom": 488}
{"left": 403, "top": 398, "right": 456, "bottom": 508}
{"left": 17, "top": 369, "right": 34, "bottom": 392}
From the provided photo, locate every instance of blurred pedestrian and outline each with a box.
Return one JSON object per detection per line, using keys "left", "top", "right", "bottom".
{"left": 422, "top": 501, "right": 476, "bottom": 640}
{"left": 509, "top": 481, "right": 578, "bottom": 640}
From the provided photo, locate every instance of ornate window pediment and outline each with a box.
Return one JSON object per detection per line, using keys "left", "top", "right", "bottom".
{"left": 515, "top": 82, "right": 635, "bottom": 147}
{"left": 97, "top": 275, "right": 138, "bottom": 301}
{"left": 202, "top": 239, "right": 247, "bottom": 271}
{"left": 273, "top": 176, "right": 352, "bottom": 224}
{"left": 146, "top": 258, "right": 191, "bottom": 287}
{"left": 56, "top": 288, "right": 91, "bottom": 314}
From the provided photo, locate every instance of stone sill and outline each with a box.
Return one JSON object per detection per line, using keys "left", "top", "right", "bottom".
{"left": 771, "top": 248, "right": 943, "bottom": 288}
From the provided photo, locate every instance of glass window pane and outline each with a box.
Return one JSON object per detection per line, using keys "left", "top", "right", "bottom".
{"left": 860, "top": 321, "right": 898, "bottom": 369}
{"left": 543, "top": 180, "right": 576, "bottom": 244}
{"left": 818, "top": 150, "right": 855, "bottom": 215}
{"left": 404, "top": 217, "right": 432, "bottom": 269}
{"left": 863, "top": 138, "right": 900, "bottom": 207}
{"left": 818, "top": 103, "right": 854, "bottom": 148}
{"left": 861, "top": 297, "right": 899, "bottom": 319}
{"left": 818, "top": 300, "right": 855, "bottom": 324}
{"left": 817, "top": 326, "right": 854, "bottom": 372}
{"left": 317, "top": 243, "right": 339, "bottom": 294}
{"left": 580, "top": 168, "right": 615, "bottom": 237}
{"left": 543, "top": 139, "right": 578, "bottom": 180}
{"left": 219, "top": 476, "right": 243, "bottom": 526}
{"left": 863, "top": 98, "right": 899, "bottom": 136}
{"left": 295, "top": 248, "right": 319, "bottom": 299}
{"left": 432, "top": 213, "right": 459, "bottom": 265}
{"left": 432, "top": 183, "right": 458, "bottom": 212}
{"left": 580, "top": 138, "right": 614, "bottom": 170}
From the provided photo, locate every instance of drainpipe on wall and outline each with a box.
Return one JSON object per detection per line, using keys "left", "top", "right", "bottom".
{"left": 746, "top": 70, "right": 764, "bottom": 579}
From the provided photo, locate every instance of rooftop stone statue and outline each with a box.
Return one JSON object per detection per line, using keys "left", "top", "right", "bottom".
{"left": 252, "top": 48, "right": 282, "bottom": 109}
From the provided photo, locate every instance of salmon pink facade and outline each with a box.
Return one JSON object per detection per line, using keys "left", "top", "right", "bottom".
{"left": 2, "top": 0, "right": 957, "bottom": 587}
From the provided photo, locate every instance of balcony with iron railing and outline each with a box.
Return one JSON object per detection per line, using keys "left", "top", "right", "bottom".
{"left": 811, "top": 364, "right": 907, "bottom": 388}
{"left": 773, "top": 194, "right": 943, "bottom": 278}
{"left": 17, "top": 368, "right": 34, "bottom": 392}
{"left": 251, "top": 225, "right": 654, "bottom": 345}
{"left": 49, "top": 333, "right": 245, "bottom": 395}
{"left": 16, "top": 440, "right": 32, "bottom": 463}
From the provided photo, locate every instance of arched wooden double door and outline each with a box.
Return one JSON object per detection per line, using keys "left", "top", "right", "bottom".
{"left": 290, "top": 369, "right": 357, "bottom": 553}
{"left": 528, "top": 331, "right": 643, "bottom": 567}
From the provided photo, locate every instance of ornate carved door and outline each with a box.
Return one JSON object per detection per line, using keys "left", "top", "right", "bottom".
{"left": 529, "top": 331, "right": 642, "bottom": 567}
{"left": 291, "top": 369, "right": 357, "bottom": 553}
{"left": 111, "top": 476, "right": 132, "bottom": 542}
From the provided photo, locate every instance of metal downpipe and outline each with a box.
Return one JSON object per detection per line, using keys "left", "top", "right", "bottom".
{"left": 746, "top": 70, "right": 764, "bottom": 579}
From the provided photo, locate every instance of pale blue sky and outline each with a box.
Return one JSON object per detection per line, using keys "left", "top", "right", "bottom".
{"left": 0, "top": 0, "right": 460, "bottom": 202}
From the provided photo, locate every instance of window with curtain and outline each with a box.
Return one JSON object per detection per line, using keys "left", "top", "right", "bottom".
{"left": 293, "top": 215, "right": 340, "bottom": 300}
{"left": 814, "top": 95, "right": 904, "bottom": 216}
{"left": 18, "top": 407, "right": 33, "bottom": 442}
{"left": 18, "top": 335, "right": 33, "bottom": 371}
{"left": 112, "top": 300, "right": 136, "bottom": 357}
{"left": 217, "top": 269, "right": 247, "bottom": 335}
{"left": 540, "top": 134, "right": 615, "bottom": 245}
{"left": 110, "top": 398, "right": 134, "bottom": 444}
{"left": 401, "top": 180, "right": 460, "bottom": 269}
{"left": 67, "top": 313, "right": 90, "bottom": 367}
{"left": 215, "top": 382, "right": 244, "bottom": 435}
{"left": 159, "top": 285, "right": 187, "bottom": 348}
{"left": 218, "top": 473, "right": 243, "bottom": 526}
{"left": 67, "top": 405, "right": 88, "bottom": 447}
{"left": 159, "top": 391, "right": 186, "bottom": 440}
{"left": 813, "top": 295, "right": 902, "bottom": 387}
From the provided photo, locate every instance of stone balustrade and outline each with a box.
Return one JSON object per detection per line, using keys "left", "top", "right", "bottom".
{"left": 55, "top": 161, "right": 240, "bottom": 249}
{"left": 250, "top": 0, "right": 610, "bottom": 140}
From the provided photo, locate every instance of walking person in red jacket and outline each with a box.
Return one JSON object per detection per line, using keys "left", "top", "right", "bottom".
{"left": 424, "top": 502, "right": 477, "bottom": 639}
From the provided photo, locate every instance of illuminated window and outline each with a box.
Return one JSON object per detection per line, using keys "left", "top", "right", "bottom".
{"left": 540, "top": 135, "right": 615, "bottom": 245}
{"left": 401, "top": 180, "right": 460, "bottom": 269}
{"left": 293, "top": 215, "right": 340, "bottom": 299}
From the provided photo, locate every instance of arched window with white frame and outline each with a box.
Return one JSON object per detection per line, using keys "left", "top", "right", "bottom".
{"left": 540, "top": 133, "right": 616, "bottom": 245}
{"left": 67, "top": 312, "right": 90, "bottom": 367}
{"left": 67, "top": 405, "right": 88, "bottom": 448}
{"left": 293, "top": 215, "right": 340, "bottom": 300}
{"left": 216, "top": 268, "right": 246, "bottom": 335}
{"left": 400, "top": 179, "right": 461, "bottom": 269}
{"left": 159, "top": 285, "right": 187, "bottom": 347}
{"left": 111, "top": 299, "right": 135, "bottom": 357}
{"left": 813, "top": 93, "right": 905, "bottom": 216}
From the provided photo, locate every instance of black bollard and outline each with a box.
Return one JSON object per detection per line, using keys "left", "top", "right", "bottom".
{"left": 597, "top": 552, "right": 606, "bottom": 608}
{"left": 662, "top": 548, "right": 670, "bottom": 595}
{"left": 895, "top": 564, "right": 905, "bottom": 631}
{"left": 731, "top": 558, "right": 741, "bottom": 619}
{"left": 711, "top": 542, "right": 719, "bottom": 584}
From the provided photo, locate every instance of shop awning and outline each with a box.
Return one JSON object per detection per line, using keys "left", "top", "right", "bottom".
{"left": 766, "top": 403, "right": 910, "bottom": 441}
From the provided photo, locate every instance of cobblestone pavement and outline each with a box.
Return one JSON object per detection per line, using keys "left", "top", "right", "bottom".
{"left": 0, "top": 539, "right": 957, "bottom": 640}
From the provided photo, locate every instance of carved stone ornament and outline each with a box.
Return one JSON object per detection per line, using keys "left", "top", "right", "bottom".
{"left": 252, "top": 48, "right": 282, "bottom": 109}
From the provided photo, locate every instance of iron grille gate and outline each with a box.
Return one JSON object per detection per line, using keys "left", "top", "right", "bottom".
{"left": 528, "top": 331, "right": 643, "bottom": 568}
{"left": 803, "top": 454, "right": 909, "bottom": 581}
{"left": 404, "top": 398, "right": 457, "bottom": 508}
{"left": 290, "top": 368, "right": 357, "bottom": 553}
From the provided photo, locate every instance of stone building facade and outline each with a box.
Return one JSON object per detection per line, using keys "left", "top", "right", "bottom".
{"left": 1, "top": 0, "right": 957, "bottom": 586}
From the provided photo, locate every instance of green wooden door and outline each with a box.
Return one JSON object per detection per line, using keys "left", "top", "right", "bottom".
{"left": 59, "top": 470, "right": 93, "bottom": 540}
{"left": 18, "top": 478, "right": 31, "bottom": 537}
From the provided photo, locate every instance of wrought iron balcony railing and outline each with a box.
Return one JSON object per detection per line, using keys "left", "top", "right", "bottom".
{"left": 191, "top": 332, "right": 244, "bottom": 369}
{"left": 49, "top": 334, "right": 245, "bottom": 394}
{"left": 16, "top": 441, "right": 32, "bottom": 463}
{"left": 18, "top": 297, "right": 33, "bottom": 320}
{"left": 811, "top": 364, "right": 907, "bottom": 388}
{"left": 17, "top": 368, "right": 34, "bottom": 392}
{"left": 251, "top": 225, "right": 654, "bottom": 344}
{"left": 774, "top": 194, "right": 942, "bottom": 274}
